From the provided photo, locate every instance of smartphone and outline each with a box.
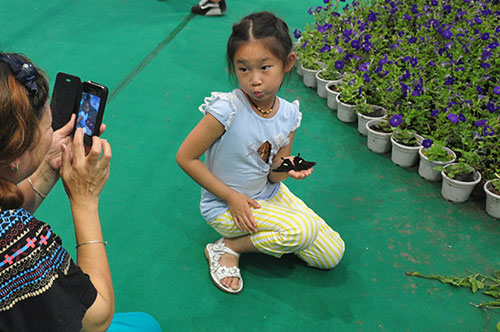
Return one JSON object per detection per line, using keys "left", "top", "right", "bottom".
{"left": 50, "top": 73, "right": 82, "bottom": 131}
{"left": 75, "top": 81, "right": 108, "bottom": 146}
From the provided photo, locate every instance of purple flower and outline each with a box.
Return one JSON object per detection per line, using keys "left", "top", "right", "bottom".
{"left": 390, "top": 114, "right": 403, "bottom": 127}
{"left": 441, "top": 29, "right": 453, "bottom": 39}
{"left": 320, "top": 44, "right": 331, "bottom": 53}
{"left": 444, "top": 76, "right": 454, "bottom": 86}
{"left": 379, "top": 54, "right": 388, "bottom": 66}
{"left": 427, "top": 61, "right": 436, "bottom": 66}
{"left": 477, "top": 85, "right": 484, "bottom": 94}
{"left": 481, "top": 33, "right": 490, "bottom": 41}
{"left": 301, "top": 40, "right": 308, "bottom": 48}
{"left": 316, "top": 6, "right": 323, "bottom": 13}
{"left": 323, "top": 0, "right": 330, "bottom": 3}
{"left": 481, "top": 62, "right": 490, "bottom": 69}
{"left": 482, "top": 50, "right": 492, "bottom": 60}
{"left": 363, "top": 73, "right": 371, "bottom": 83}
{"left": 343, "top": 29, "right": 353, "bottom": 37}
{"left": 475, "top": 119, "right": 487, "bottom": 127}
{"left": 489, "top": 41, "right": 499, "bottom": 49}
{"left": 335, "top": 60, "right": 345, "bottom": 70}
{"left": 308, "top": 6, "right": 314, "bottom": 14}
{"left": 368, "top": 10, "right": 378, "bottom": 22}
{"left": 407, "top": 36, "right": 417, "bottom": 43}
{"left": 487, "top": 102, "right": 496, "bottom": 113}
{"left": 422, "top": 139, "right": 432, "bottom": 148}
{"left": 482, "top": 125, "right": 495, "bottom": 136}
{"left": 447, "top": 113, "right": 459, "bottom": 123}
{"left": 475, "top": 16, "right": 482, "bottom": 24}
{"left": 458, "top": 113, "right": 466, "bottom": 122}
{"left": 404, "top": 14, "right": 412, "bottom": 20}
{"left": 431, "top": 110, "right": 439, "bottom": 117}
{"left": 351, "top": 39, "right": 360, "bottom": 49}
{"left": 358, "top": 62, "right": 369, "bottom": 72}
{"left": 293, "top": 29, "right": 301, "bottom": 39}
{"left": 431, "top": 0, "right": 438, "bottom": 5}
{"left": 493, "top": 86, "right": 500, "bottom": 95}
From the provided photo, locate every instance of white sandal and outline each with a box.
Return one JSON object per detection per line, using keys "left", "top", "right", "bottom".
{"left": 205, "top": 238, "right": 243, "bottom": 294}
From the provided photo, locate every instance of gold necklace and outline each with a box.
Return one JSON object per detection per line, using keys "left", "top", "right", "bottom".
{"left": 248, "top": 96, "right": 277, "bottom": 118}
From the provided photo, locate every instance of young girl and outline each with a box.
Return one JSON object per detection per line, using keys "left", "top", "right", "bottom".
{"left": 176, "top": 11, "right": 345, "bottom": 294}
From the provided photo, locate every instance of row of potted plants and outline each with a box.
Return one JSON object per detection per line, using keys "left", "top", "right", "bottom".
{"left": 292, "top": 0, "right": 500, "bottom": 218}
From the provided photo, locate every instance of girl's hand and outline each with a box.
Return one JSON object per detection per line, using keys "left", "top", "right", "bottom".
{"left": 288, "top": 167, "right": 313, "bottom": 180}
{"left": 60, "top": 128, "right": 112, "bottom": 204}
{"left": 226, "top": 191, "right": 261, "bottom": 233}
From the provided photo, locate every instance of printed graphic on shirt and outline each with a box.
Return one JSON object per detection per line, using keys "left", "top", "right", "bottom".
{"left": 257, "top": 141, "right": 271, "bottom": 163}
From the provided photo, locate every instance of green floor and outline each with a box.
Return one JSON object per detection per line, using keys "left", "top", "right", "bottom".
{"left": 1, "top": 1, "right": 499, "bottom": 331}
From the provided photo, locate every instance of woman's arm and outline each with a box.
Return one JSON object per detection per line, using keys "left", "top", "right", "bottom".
{"left": 268, "top": 131, "right": 313, "bottom": 184}
{"left": 60, "top": 129, "right": 114, "bottom": 332}
{"left": 176, "top": 114, "right": 260, "bottom": 233}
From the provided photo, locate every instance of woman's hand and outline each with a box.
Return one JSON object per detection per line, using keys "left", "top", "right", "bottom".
{"left": 226, "top": 191, "right": 261, "bottom": 234}
{"left": 44, "top": 115, "right": 107, "bottom": 172}
{"left": 60, "top": 128, "right": 111, "bottom": 204}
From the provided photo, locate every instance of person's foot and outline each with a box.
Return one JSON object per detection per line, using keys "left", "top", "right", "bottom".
{"left": 218, "top": 250, "right": 240, "bottom": 290}
{"left": 191, "top": 0, "right": 226, "bottom": 16}
{"left": 205, "top": 239, "right": 243, "bottom": 293}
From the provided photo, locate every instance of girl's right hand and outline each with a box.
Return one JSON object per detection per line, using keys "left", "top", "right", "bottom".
{"left": 226, "top": 191, "right": 260, "bottom": 234}
{"left": 60, "top": 128, "right": 112, "bottom": 204}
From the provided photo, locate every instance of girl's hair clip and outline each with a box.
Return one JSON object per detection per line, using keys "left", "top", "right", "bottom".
{"left": 0, "top": 54, "right": 39, "bottom": 94}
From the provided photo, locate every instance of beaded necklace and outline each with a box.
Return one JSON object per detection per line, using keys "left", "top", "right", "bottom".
{"left": 248, "top": 96, "right": 277, "bottom": 118}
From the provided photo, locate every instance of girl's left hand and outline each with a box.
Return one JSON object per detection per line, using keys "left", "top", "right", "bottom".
{"left": 288, "top": 167, "right": 313, "bottom": 180}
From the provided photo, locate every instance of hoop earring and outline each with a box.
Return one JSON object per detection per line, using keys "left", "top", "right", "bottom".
{"left": 10, "top": 164, "right": 19, "bottom": 172}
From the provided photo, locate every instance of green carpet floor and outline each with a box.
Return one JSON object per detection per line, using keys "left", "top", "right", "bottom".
{"left": 1, "top": 1, "right": 499, "bottom": 331}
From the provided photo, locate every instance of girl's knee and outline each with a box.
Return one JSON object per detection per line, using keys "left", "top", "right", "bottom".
{"left": 283, "top": 215, "right": 319, "bottom": 251}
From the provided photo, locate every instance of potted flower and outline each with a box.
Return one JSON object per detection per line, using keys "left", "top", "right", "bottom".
{"left": 387, "top": 114, "right": 423, "bottom": 167}
{"left": 336, "top": 74, "right": 365, "bottom": 123}
{"left": 366, "top": 119, "right": 393, "bottom": 154}
{"left": 294, "top": 28, "right": 323, "bottom": 88}
{"left": 439, "top": 158, "right": 482, "bottom": 203}
{"left": 325, "top": 80, "right": 343, "bottom": 112}
{"left": 316, "top": 61, "right": 342, "bottom": 99}
{"left": 356, "top": 102, "right": 386, "bottom": 136}
{"left": 418, "top": 139, "right": 456, "bottom": 181}
{"left": 484, "top": 173, "right": 500, "bottom": 219}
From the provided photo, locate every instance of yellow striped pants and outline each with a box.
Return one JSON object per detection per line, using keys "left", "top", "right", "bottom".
{"left": 208, "top": 184, "right": 345, "bottom": 269}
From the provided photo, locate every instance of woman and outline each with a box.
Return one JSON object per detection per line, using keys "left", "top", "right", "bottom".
{"left": 0, "top": 53, "right": 160, "bottom": 331}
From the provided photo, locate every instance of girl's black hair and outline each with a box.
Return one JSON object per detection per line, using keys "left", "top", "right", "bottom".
{"left": 227, "top": 11, "right": 293, "bottom": 76}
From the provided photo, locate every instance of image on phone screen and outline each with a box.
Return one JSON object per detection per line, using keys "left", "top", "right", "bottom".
{"left": 76, "top": 92, "right": 100, "bottom": 136}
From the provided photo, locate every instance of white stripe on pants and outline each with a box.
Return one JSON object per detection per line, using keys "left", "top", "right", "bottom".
{"left": 208, "top": 184, "right": 345, "bottom": 269}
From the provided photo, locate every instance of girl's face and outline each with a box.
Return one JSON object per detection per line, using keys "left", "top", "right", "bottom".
{"left": 233, "top": 38, "right": 295, "bottom": 107}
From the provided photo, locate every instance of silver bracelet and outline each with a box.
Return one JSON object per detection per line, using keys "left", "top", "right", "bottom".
{"left": 76, "top": 240, "right": 108, "bottom": 249}
{"left": 28, "top": 177, "right": 47, "bottom": 199}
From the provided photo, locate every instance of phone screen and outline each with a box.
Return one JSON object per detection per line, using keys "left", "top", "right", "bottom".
{"left": 76, "top": 92, "right": 101, "bottom": 136}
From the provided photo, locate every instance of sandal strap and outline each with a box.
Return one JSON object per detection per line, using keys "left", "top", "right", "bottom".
{"left": 213, "top": 238, "right": 240, "bottom": 258}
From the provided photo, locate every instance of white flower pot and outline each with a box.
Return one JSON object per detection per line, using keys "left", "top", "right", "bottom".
{"left": 390, "top": 135, "right": 423, "bottom": 167}
{"left": 418, "top": 146, "right": 456, "bottom": 181}
{"left": 315, "top": 70, "right": 341, "bottom": 99}
{"left": 441, "top": 164, "right": 481, "bottom": 203}
{"left": 296, "top": 62, "right": 303, "bottom": 76}
{"left": 325, "top": 81, "right": 342, "bottom": 111}
{"left": 356, "top": 105, "right": 386, "bottom": 136}
{"left": 301, "top": 64, "right": 319, "bottom": 88}
{"left": 366, "top": 119, "right": 392, "bottom": 154}
{"left": 484, "top": 181, "right": 500, "bottom": 219}
{"left": 336, "top": 94, "right": 358, "bottom": 123}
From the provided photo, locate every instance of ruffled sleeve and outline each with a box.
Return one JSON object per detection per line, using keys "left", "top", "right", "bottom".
{"left": 291, "top": 100, "right": 302, "bottom": 132}
{"left": 198, "top": 92, "right": 238, "bottom": 130}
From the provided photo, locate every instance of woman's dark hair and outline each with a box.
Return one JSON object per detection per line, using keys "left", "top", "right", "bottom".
{"left": 0, "top": 53, "right": 49, "bottom": 209}
{"left": 227, "top": 11, "right": 293, "bottom": 76}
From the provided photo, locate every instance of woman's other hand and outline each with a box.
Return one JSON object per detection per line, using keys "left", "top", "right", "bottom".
{"left": 60, "top": 128, "right": 111, "bottom": 204}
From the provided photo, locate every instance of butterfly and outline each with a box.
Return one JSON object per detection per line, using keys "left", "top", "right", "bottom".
{"left": 272, "top": 153, "right": 316, "bottom": 172}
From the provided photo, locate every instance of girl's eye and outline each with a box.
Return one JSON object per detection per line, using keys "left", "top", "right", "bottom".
{"left": 262, "top": 65, "right": 271, "bottom": 70}
{"left": 238, "top": 67, "right": 248, "bottom": 73}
